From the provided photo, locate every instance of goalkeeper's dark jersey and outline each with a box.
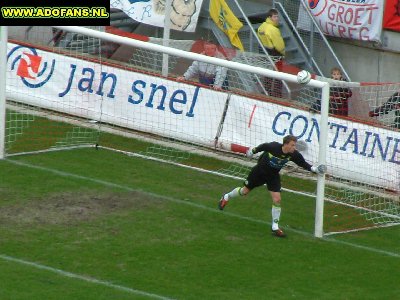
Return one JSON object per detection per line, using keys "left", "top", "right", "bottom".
{"left": 253, "top": 142, "right": 312, "bottom": 172}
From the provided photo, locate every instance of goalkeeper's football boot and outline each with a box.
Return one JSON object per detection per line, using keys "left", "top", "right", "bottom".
{"left": 218, "top": 197, "right": 228, "bottom": 210}
{"left": 272, "top": 228, "right": 286, "bottom": 238}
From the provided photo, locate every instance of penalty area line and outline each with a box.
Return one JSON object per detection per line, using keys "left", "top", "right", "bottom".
{"left": 0, "top": 254, "right": 175, "bottom": 300}
{"left": 6, "top": 158, "right": 400, "bottom": 260}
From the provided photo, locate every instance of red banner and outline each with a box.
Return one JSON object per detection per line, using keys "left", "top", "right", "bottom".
{"left": 383, "top": 0, "right": 400, "bottom": 31}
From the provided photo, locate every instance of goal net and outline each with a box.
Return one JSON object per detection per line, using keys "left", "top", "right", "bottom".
{"left": 297, "top": 79, "right": 400, "bottom": 234}
{"left": 3, "top": 27, "right": 103, "bottom": 156}
{"left": 1, "top": 26, "right": 399, "bottom": 236}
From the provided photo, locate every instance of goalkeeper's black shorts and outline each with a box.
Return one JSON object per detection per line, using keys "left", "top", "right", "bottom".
{"left": 244, "top": 164, "right": 281, "bottom": 192}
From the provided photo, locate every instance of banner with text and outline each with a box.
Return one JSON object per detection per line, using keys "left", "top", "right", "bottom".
{"left": 220, "top": 94, "right": 399, "bottom": 190}
{"left": 299, "top": 0, "right": 384, "bottom": 42}
{"left": 6, "top": 43, "right": 226, "bottom": 146}
{"left": 6, "top": 42, "right": 399, "bottom": 191}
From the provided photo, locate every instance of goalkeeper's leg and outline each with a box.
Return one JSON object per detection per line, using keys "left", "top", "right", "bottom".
{"left": 219, "top": 166, "right": 263, "bottom": 210}
{"left": 219, "top": 186, "right": 249, "bottom": 210}
{"left": 270, "top": 190, "right": 286, "bottom": 237}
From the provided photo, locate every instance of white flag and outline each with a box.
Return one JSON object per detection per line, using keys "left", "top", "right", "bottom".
{"left": 297, "top": 0, "right": 383, "bottom": 42}
{"left": 110, "top": 0, "right": 204, "bottom": 32}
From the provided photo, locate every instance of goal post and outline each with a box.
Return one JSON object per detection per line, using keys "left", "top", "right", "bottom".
{"left": 0, "top": 26, "right": 8, "bottom": 160}
{"left": 3, "top": 25, "right": 399, "bottom": 237}
{"left": 315, "top": 83, "right": 330, "bottom": 238}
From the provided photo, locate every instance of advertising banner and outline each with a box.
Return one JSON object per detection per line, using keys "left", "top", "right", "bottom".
{"left": 298, "top": 0, "right": 384, "bottom": 42}
{"left": 6, "top": 42, "right": 399, "bottom": 190}
{"left": 6, "top": 43, "right": 226, "bottom": 146}
{"left": 219, "top": 94, "right": 399, "bottom": 190}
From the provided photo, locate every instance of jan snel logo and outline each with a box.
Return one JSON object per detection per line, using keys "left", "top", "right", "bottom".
{"left": 16, "top": 53, "right": 42, "bottom": 79}
{"left": 8, "top": 46, "right": 55, "bottom": 88}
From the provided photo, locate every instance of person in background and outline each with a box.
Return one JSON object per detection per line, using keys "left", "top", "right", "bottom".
{"left": 177, "top": 40, "right": 229, "bottom": 90}
{"left": 369, "top": 91, "right": 400, "bottom": 129}
{"left": 310, "top": 67, "right": 352, "bottom": 116}
{"left": 257, "top": 8, "right": 285, "bottom": 98}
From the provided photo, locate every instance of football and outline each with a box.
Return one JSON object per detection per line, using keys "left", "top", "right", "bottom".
{"left": 297, "top": 70, "right": 311, "bottom": 85}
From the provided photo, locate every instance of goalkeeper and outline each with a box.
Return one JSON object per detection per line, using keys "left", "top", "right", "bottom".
{"left": 218, "top": 135, "right": 326, "bottom": 237}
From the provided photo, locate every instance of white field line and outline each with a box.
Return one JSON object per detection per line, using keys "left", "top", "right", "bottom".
{"left": 0, "top": 255, "right": 175, "bottom": 300}
{"left": 5, "top": 158, "right": 400, "bottom": 261}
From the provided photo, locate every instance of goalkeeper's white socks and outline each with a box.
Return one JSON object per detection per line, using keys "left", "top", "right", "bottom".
{"left": 224, "top": 187, "right": 243, "bottom": 201}
{"left": 271, "top": 205, "right": 281, "bottom": 231}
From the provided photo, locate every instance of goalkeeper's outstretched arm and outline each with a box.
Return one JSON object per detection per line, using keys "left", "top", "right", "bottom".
{"left": 292, "top": 151, "right": 326, "bottom": 174}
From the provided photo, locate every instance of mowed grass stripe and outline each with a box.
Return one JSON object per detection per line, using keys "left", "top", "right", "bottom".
{"left": 6, "top": 158, "right": 400, "bottom": 259}
{"left": 0, "top": 254, "right": 176, "bottom": 300}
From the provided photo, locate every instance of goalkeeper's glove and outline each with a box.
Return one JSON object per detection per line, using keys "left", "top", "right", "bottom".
{"left": 311, "top": 164, "right": 327, "bottom": 174}
{"left": 245, "top": 148, "right": 254, "bottom": 159}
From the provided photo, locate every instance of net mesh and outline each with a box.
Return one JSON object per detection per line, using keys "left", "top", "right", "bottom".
{"left": 4, "top": 26, "right": 400, "bottom": 236}
{"left": 6, "top": 27, "right": 104, "bottom": 155}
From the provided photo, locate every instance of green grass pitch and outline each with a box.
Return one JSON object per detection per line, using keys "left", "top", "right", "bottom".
{"left": 0, "top": 147, "right": 399, "bottom": 299}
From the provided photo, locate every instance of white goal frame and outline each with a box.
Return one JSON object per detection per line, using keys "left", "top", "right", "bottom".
{"left": 0, "top": 27, "right": 7, "bottom": 160}
{"left": 0, "top": 25, "right": 331, "bottom": 238}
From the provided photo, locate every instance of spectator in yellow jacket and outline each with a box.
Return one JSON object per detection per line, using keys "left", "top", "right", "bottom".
{"left": 257, "top": 9, "right": 285, "bottom": 57}
{"left": 257, "top": 9, "right": 285, "bottom": 97}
